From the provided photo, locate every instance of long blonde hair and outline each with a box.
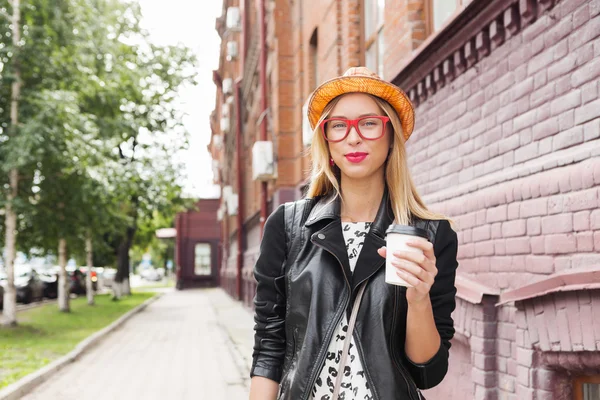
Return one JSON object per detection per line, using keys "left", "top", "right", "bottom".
{"left": 306, "top": 93, "right": 447, "bottom": 225}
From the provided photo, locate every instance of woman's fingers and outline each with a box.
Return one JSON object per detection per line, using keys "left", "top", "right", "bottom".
{"left": 396, "top": 269, "right": 431, "bottom": 294}
{"left": 391, "top": 259, "right": 423, "bottom": 278}
{"left": 392, "top": 258, "right": 435, "bottom": 292}
{"left": 405, "top": 239, "right": 435, "bottom": 260}
{"left": 392, "top": 250, "right": 437, "bottom": 276}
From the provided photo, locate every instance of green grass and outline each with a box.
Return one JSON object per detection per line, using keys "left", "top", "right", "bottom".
{"left": 0, "top": 291, "right": 156, "bottom": 389}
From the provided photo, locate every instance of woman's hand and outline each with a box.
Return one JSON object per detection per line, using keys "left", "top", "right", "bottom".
{"left": 377, "top": 240, "right": 438, "bottom": 306}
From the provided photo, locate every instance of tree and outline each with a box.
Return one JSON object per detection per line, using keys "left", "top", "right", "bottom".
{"left": 0, "top": 0, "right": 198, "bottom": 318}
{"left": 1, "top": 0, "right": 22, "bottom": 326}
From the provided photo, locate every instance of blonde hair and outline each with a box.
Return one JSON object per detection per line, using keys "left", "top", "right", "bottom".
{"left": 306, "top": 93, "right": 448, "bottom": 225}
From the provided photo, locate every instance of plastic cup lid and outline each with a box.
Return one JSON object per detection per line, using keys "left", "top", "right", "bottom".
{"left": 385, "top": 224, "right": 429, "bottom": 239}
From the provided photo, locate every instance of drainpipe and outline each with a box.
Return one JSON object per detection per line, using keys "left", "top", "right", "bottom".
{"left": 259, "top": 0, "right": 268, "bottom": 235}
{"left": 234, "top": 79, "right": 245, "bottom": 301}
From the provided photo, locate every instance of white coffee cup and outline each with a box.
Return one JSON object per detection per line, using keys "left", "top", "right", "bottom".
{"left": 385, "top": 225, "right": 430, "bottom": 287}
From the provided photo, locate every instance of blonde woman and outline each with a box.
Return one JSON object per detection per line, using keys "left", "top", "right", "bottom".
{"left": 249, "top": 67, "right": 458, "bottom": 400}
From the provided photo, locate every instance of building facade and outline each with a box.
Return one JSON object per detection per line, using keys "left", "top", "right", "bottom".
{"left": 209, "top": 0, "right": 600, "bottom": 398}
{"left": 174, "top": 199, "right": 222, "bottom": 289}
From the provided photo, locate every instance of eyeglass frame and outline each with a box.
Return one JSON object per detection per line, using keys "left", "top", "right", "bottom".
{"left": 319, "top": 115, "right": 391, "bottom": 142}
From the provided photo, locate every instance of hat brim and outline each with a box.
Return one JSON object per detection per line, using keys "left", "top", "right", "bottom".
{"left": 307, "top": 76, "right": 415, "bottom": 140}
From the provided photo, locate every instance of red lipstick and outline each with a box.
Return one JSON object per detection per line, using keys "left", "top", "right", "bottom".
{"left": 345, "top": 152, "right": 368, "bottom": 163}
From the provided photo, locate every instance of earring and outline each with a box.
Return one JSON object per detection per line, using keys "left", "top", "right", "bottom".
{"left": 330, "top": 158, "right": 334, "bottom": 166}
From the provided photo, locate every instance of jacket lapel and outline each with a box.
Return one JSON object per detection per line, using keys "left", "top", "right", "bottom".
{"left": 311, "top": 219, "right": 353, "bottom": 287}
{"left": 307, "top": 194, "right": 353, "bottom": 287}
{"left": 305, "top": 190, "right": 397, "bottom": 293}
{"left": 351, "top": 189, "right": 395, "bottom": 292}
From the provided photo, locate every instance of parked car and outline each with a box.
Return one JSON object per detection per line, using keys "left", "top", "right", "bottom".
{"left": 78, "top": 267, "right": 98, "bottom": 291}
{"left": 140, "top": 268, "right": 161, "bottom": 282}
{"left": 101, "top": 268, "right": 116, "bottom": 288}
{"left": 37, "top": 270, "right": 58, "bottom": 299}
{"left": 0, "top": 265, "right": 45, "bottom": 304}
{"left": 67, "top": 267, "right": 87, "bottom": 295}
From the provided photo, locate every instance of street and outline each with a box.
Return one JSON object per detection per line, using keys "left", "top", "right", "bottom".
{"left": 20, "top": 288, "right": 254, "bottom": 400}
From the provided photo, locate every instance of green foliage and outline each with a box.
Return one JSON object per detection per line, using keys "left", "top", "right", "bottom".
{"left": 0, "top": 0, "right": 199, "bottom": 265}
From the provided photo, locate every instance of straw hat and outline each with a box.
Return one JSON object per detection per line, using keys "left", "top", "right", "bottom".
{"left": 307, "top": 67, "right": 415, "bottom": 140}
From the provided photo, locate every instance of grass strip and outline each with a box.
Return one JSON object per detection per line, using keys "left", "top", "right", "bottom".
{"left": 0, "top": 291, "right": 155, "bottom": 389}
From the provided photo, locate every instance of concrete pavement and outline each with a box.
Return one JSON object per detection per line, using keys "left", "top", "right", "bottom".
{"left": 20, "top": 288, "right": 256, "bottom": 400}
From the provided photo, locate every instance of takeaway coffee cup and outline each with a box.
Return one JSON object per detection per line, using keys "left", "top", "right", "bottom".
{"left": 385, "top": 225, "right": 430, "bottom": 287}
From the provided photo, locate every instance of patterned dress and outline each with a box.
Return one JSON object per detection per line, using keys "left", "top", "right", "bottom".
{"left": 310, "top": 222, "right": 375, "bottom": 400}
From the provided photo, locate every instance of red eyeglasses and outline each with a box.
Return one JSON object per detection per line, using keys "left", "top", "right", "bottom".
{"left": 319, "top": 116, "right": 390, "bottom": 142}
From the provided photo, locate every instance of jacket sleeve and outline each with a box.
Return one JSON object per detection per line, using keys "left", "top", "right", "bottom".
{"left": 404, "top": 219, "right": 458, "bottom": 389}
{"left": 250, "top": 204, "right": 288, "bottom": 383}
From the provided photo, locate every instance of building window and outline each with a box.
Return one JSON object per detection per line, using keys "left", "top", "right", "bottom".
{"left": 309, "top": 28, "right": 318, "bottom": 90}
{"left": 194, "top": 243, "right": 212, "bottom": 276}
{"left": 428, "top": 0, "right": 465, "bottom": 34}
{"left": 364, "top": 0, "right": 384, "bottom": 77}
{"left": 574, "top": 375, "right": 600, "bottom": 400}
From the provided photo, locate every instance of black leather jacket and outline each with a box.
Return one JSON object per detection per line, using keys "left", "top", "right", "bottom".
{"left": 251, "top": 191, "right": 459, "bottom": 399}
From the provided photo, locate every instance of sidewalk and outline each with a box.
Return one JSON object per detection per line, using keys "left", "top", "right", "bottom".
{"left": 20, "top": 288, "right": 255, "bottom": 400}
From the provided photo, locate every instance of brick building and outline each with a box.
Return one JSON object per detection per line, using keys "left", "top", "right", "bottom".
{"left": 174, "top": 199, "right": 222, "bottom": 289}
{"left": 209, "top": 0, "right": 600, "bottom": 398}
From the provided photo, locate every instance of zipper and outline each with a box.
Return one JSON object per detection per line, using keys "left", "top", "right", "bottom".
{"left": 302, "top": 236, "right": 351, "bottom": 400}
{"left": 391, "top": 286, "right": 419, "bottom": 400}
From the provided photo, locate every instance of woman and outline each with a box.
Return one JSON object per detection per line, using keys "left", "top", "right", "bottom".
{"left": 249, "top": 67, "right": 458, "bottom": 400}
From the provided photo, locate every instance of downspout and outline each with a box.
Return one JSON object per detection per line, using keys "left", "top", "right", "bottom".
{"left": 234, "top": 80, "right": 244, "bottom": 301}
{"left": 233, "top": 0, "right": 249, "bottom": 302}
{"left": 259, "top": 0, "right": 268, "bottom": 235}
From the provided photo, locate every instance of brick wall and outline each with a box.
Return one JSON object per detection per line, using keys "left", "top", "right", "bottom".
{"left": 408, "top": 0, "right": 600, "bottom": 289}
{"left": 214, "top": 0, "right": 600, "bottom": 396}
{"left": 402, "top": 0, "right": 600, "bottom": 399}
{"left": 423, "top": 295, "right": 501, "bottom": 398}
{"left": 384, "top": 0, "right": 428, "bottom": 81}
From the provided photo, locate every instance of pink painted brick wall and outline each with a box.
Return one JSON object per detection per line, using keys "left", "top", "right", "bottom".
{"left": 409, "top": 1, "right": 600, "bottom": 291}
{"left": 403, "top": 1, "right": 600, "bottom": 399}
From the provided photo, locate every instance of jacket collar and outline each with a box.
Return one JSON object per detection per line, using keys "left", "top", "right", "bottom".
{"left": 306, "top": 188, "right": 396, "bottom": 295}
{"left": 305, "top": 193, "right": 341, "bottom": 227}
{"left": 305, "top": 188, "right": 395, "bottom": 238}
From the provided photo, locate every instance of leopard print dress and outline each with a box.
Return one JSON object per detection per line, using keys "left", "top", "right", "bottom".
{"left": 310, "top": 222, "right": 375, "bottom": 400}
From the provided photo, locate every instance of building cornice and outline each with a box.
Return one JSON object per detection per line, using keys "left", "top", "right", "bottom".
{"left": 392, "top": 0, "right": 554, "bottom": 106}
{"left": 455, "top": 273, "right": 501, "bottom": 304}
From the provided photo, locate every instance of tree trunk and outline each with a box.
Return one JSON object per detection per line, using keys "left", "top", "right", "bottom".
{"left": 1, "top": 0, "right": 22, "bottom": 327}
{"left": 85, "top": 232, "right": 94, "bottom": 305}
{"left": 1, "top": 170, "right": 19, "bottom": 327}
{"left": 57, "top": 238, "right": 70, "bottom": 312}
{"left": 113, "top": 226, "right": 135, "bottom": 299}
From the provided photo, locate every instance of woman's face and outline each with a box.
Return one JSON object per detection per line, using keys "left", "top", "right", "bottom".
{"left": 325, "top": 93, "right": 392, "bottom": 182}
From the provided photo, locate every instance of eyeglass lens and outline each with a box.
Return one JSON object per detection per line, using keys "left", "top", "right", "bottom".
{"left": 324, "top": 117, "right": 385, "bottom": 141}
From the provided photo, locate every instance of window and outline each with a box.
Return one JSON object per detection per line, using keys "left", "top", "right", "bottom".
{"left": 574, "top": 376, "right": 600, "bottom": 400}
{"left": 364, "top": 0, "right": 385, "bottom": 77}
{"left": 194, "top": 243, "right": 212, "bottom": 276}
{"left": 428, "top": 0, "right": 466, "bottom": 34}
{"left": 309, "top": 28, "right": 318, "bottom": 90}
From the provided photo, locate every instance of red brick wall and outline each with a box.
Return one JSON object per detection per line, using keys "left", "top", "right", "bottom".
{"left": 340, "top": 0, "right": 363, "bottom": 69}
{"left": 175, "top": 199, "right": 222, "bottom": 288}
{"left": 383, "top": 0, "right": 428, "bottom": 80}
